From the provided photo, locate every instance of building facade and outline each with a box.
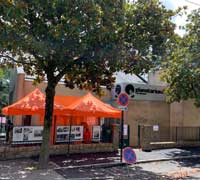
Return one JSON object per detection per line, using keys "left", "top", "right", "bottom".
{"left": 9, "top": 68, "right": 200, "bottom": 147}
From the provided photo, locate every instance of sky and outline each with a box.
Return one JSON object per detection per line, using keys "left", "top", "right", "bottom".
{"left": 160, "top": 0, "right": 200, "bottom": 35}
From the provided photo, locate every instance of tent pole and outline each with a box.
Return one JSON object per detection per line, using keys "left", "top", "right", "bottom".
{"left": 67, "top": 116, "right": 73, "bottom": 155}
{"left": 120, "top": 110, "right": 124, "bottom": 162}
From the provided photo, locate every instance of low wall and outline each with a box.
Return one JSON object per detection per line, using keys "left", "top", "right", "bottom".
{"left": 140, "top": 125, "right": 200, "bottom": 150}
{"left": 0, "top": 143, "right": 117, "bottom": 160}
{"left": 142, "top": 141, "right": 200, "bottom": 151}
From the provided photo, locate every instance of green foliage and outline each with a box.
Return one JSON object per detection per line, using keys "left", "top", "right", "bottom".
{"left": 162, "top": 8, "right": 200, "bottom": 107}
{"left": 0, "top": 68, "right": 3, "bottom": 79}
{"left": 0, "top": 0, "right": 178, "bottom": 93}
{"left": 0, "top": 68, "right": 9, "bottom": 111}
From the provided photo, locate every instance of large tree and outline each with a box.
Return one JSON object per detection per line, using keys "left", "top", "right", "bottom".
{"left": 162, "top": 8, "right": 200, "bottom": 107}
{"left": 0, "top": 0, "right": 178, "bottom": 168}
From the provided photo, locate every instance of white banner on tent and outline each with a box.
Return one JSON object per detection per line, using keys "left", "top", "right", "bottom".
{"left": 13, "top": 126, "right": 43, "bottom": 143}
{"left": 92, "top": 126, "right": 101, "bottom": 142}
{"left": 56, "top": 126, "right": 83, "bottom": 142}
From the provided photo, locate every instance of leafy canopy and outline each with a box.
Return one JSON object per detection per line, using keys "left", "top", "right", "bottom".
{"left": 162, "top": 8, "right": 200, "bottom": 106}
{"left": 0, "top": 68, "right": 9, "bottom": 110}
{"left": 0, "top": 0, "right": 178, "bottom": 93}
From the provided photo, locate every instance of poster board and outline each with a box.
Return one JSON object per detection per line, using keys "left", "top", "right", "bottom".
{"left": 56, "top": 126, "right": 83, "bottom": 142}
{"left": 124, "top": 124, "right": 128, "bottom": 136}
{"left": 92, "top": 126, "right": 101, "bottom": 142}
{"left": 153, "top": 125, "right": 159, "bottom": 131}
{"left": 13, "top": 126, "right": 43, "bottom": 144}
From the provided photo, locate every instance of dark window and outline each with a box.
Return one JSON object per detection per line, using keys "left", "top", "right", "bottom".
{"left": 23, "top": 115, "right": 31, "bottom": 126}
{"left": 115, "top": 84, "right": 121, "bottom": 98}
{"left": 125, "top": 84, "right": 135, "bottom": 98}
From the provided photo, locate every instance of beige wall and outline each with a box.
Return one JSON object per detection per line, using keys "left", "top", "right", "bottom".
{"left": 148, "top": 70, "right": 167, "bottom": 86}
{"left": 115, "top": 100, "right": 170, "bottom": 147}
{"left": 183, "top": 100, "right": 200, "bottom": 126}
{"left": 170, "top": 100, "right": 200, "bottom": 127}
{"left": 170, "top": 102, "right": 184, "bottom": 127}
{"left": 13, "top": 74, "right": 25, "bottom": 126}
{"left": 23, "top": 80, "right": 111, "bottom": 101}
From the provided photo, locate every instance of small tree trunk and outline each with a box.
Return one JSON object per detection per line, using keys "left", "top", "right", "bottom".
{"left": 39, "top": 82, "right": 56, "bottom": 169}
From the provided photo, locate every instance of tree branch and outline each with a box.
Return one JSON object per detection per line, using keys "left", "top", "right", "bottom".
{"left": 55, "top": 65, "right": 70, "bottom": 84}
{"left": 0, "top": 54, "right": 36, "bottom": 66}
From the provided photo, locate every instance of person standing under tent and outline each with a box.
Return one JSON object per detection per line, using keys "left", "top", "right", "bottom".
{"left": 83, "top": 127, "right": 91, "bottom": 144}
{"left": 6, "top": 119, "right": 13, "bottom": 144}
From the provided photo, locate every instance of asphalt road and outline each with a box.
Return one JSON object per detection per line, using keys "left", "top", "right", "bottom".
{"left": 56, "top": 165, "right": 171, "bottom": 180}
{"left": 55, "top": 158, "right": 200, "bottom": 180}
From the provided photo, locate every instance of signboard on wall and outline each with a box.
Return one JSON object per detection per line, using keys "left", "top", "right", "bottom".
{"left": 112, "top": 83, "right": 165, "bottom": 101}
{"left": 124, "top": 124, "right": 128, "bottom": 136}
{"left": 56, "top": 126, "right": 83, "bottom": 142}
{"left": 153, "top": 125, "right": 159, "bottom": 131}
{"left": 0, "top": 117, "right": 6, "bottom": 124}
{"left": 13, "top": 126, "right": 43, "bottom": 144}
{"left": 92, "top": 126, "right": 101, "bottom": 142}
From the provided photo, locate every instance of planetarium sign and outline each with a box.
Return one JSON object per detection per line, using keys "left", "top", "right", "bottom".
{"left": 112, "top": 83, "right": 166, "bottom": 101}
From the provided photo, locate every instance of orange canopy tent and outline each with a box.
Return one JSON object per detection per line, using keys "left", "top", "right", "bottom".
{"left": 65, "top": 93, "right": 121, "bottom": 118}
{"left": 2, "top": 89, "right": 121, "bottom": 145}
{"left": 55, "top": 96, "right": 81, "bottom": 107}
{"left": 2, "top": 89, "right": 68, "bottom": 115}
{"left": 2, "top": 89, "right": 121, "bottom": 118}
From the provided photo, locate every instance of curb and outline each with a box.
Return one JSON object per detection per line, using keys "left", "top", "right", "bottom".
{"left": 54, "top": 162, "right": 126, "bottom": 170}
{"left": 135, "top": 154, "right": 200, "bottom": 164}
{"left": 53, "top": 155, "right": 200, "bottom": 170}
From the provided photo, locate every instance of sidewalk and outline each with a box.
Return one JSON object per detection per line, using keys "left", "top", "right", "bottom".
{"left": 49, "top": 147, "right": 200, "bottom": 168}
{"left": 135, "top": 147, "right": 200, "bottom": 163}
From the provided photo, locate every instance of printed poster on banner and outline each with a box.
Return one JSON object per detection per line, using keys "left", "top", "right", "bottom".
{"left": 92, "top": 126, "right": 101, "bottom": 141}
{"left": 56, "top": 126, "right": 83, "bottom": 142}
{"left": 13, "top": 126, "right": 43, "bottom": 143}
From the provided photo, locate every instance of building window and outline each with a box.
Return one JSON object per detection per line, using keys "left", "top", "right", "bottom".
{"left": 23, "top": 115, "right": 31, "bottom": 126}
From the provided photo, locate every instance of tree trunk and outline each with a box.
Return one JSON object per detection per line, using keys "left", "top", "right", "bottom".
{"left": 39, "top": 82, "right": 56, "bottom": 169}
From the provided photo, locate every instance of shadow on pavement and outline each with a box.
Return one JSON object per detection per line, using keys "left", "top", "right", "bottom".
{"left": 55, "top": 166, "right": 173, "bottom": 180}
{"left": 50, "top": 152, "right": 120, "bottom": 167}
{"left": 165, "top": 147, "right": 200, "bottom": 168}
{"left": 166, "top": 148, "right": 200, "bottom": 157}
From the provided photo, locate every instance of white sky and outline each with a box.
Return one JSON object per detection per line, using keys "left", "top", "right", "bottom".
{"left": 160, "top": 0, "right": 200, "bottom": 35}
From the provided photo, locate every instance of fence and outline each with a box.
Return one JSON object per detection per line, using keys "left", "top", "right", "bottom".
{"left": 138, "top": 125, "right": 200, "bottom": 149}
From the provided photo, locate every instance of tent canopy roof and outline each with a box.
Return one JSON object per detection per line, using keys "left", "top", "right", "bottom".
{"left": 66, "top": 93, "right": 121, "bottom": 118}
{"left": 55, "top": 96, "right": 81, "bottom": 107}
{"left": 2, "top": 89, "right": 67, "bottom": 115}
{"left": 2, "top": 89, "right": 121, "bottom": 118}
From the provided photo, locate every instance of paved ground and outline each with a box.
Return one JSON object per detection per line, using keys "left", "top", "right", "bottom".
{"left": 55, "top": 158, "right": 200, "bottom": 179}
{"left": 49, "top": 152, "right": 119, "bottom": 167}
{"left": 0, "top": 158, "right": 65, "bottom": 180}
{"left": 55, "top": 165, "right": 173, "bottom": 180}
{"left": 138, "top": 159, "right": 200, "bottom": 180}
{"left": 49, "top": 147, "right": 200, "bottom": 167}
{"left": 1, "top": 148, "right": 200, "bottom": 180}
{"left": 135, "top": 147, "right": 200, "bottom": 162}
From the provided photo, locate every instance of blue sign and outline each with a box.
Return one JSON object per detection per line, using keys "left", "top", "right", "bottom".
{"left": 118, "top": 93, "right": 129, "bottom": 106}
{"left": 123, "top": 147, "right": 136, "bottom": 164}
